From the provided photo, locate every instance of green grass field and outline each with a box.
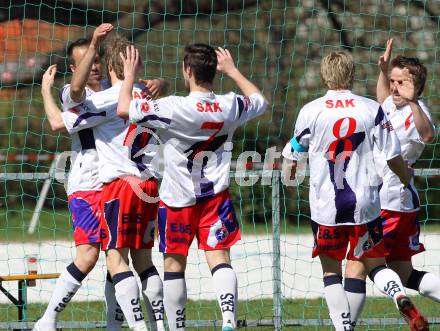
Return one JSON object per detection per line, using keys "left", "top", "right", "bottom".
{"left": 0, "top": 208, "right": 306, "bottom": 242}
{"left": 1, "top": 209, "right": 439, "bottom": 330}
{"left": 0, "top": 297, "right": 439, "bottom": 330}
{"left": 1, "top": 208, "right": 440, "bottom": 242}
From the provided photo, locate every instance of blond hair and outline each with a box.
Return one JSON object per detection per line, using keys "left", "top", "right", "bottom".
{"left": 320, "top": 51, "right": 355, "bottom": 90}
{"left": 104, "top": 34, "right": 133, "bottom": 80}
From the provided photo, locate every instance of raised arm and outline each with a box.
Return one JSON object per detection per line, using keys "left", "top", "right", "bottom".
{"left": 70, "top": 23, "right": 113, "bottom": 102}
{"left": 117, "top": 45, "right": 139, "bottom": 119}
{"left": 41, "top": 65, "right": 66, "bottom": 132}
{"left": 397, "top": 68, "right": 435, "bottom": 143}
{"left": 373, "top": 106, "right": 410, "bottom": 187}
{"left": 377, "top": 38, "right": 393, "bottom": 104}
{"left": 387, "top": 155, "right": 411, "bottom": 187}
{"left": 216, "top": 47, "right": 266, "bottom": 101}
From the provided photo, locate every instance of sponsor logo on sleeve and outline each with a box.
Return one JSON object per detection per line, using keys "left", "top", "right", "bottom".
{"left": 140, "top": 102, "right": 150, "bottom": 113}
{"left": 243, "top": 96, "right": 250, "bottom": 111}
{"left": 153, "top": 100, "right": 160, "bottom": 112}
{"left": 381, "top": 120, "right": 394, "bottom": 131}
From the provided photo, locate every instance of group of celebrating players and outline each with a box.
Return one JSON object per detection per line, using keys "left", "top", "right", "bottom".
{"left": 32, "top": 22, "right": 437, "bottom": 331}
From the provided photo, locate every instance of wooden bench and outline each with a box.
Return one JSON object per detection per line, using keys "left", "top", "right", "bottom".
{"left": 0, "top": 273, "right": 60, "bottom": 323}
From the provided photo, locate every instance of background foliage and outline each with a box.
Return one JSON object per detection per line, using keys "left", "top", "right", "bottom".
{"left": 0, "top": 0, "right": 439, "bottom": 227}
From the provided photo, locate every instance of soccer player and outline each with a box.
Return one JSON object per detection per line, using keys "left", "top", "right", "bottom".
{"left": 281, "top": 50, "right": 428, "bottom": 331}
{"left": 34, "top": 24, "right": 124, "bottom": 331}
{"left": 344, "top": 39, "right": 438, "bottom": 326}
{"left": 116, "top": 44, "right": 268, "bottom": 331}
{"left": 58, "top": 34, "right": 167, "bottom": 331}
{"left": 37, "top": 30, "right": 166, "bottom": 331}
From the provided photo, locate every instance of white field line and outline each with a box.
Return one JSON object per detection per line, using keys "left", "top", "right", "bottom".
{"left": 0, "top": 233, "right": 439, "bottom": 303}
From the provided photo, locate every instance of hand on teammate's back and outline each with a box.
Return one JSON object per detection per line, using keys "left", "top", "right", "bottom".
{"left": 120, "top": 45, "right": 139, "bottom": 83}
{"left": 139, "top": 79, "right": 161, "bottom": 99}
{"left": 216, "top": 47, "right": 238, "bottom": 76}
{"left": 91, "top": 23, "right": 113, "bottom": 47}
{"left": 378, "top": 38, "right": 393, "bottom": 72}
{"left": 41, "top": 64, "right": 57, "bottom": 93}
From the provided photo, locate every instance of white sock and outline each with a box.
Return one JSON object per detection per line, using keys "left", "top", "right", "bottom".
{"left": 139, "top": 266, "right": 165, "bottom": 330}
{"left": 211, "top": 264, "right": 237, "bottom": 329}
{"left": 105, "top": 272, "right": 124, "bottom": 331}
{"left": 406, "top": 269, "right": 440, "bottom": 303}
{"left": 163, "top": 272, "right": 187, "bottom": 330}
{"left": 344, "top": 278, "right": 366, "bottom": 326}
{"left": 113, "top": 271, "right": 148, "bottom": 330}
{"left": 323, "top": 275, "right": 352, "bottom": 331}
{"left": 369, "top": 266, "right": 405, "bottom": 306}
{"left": 40, "top": 263, "right": 85, "bottom": 324}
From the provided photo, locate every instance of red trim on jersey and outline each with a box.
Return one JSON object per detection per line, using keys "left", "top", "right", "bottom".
{"left": 123, "top": 124, "right": 137, "bottom": 145}
{"left": 405, "top": 112, "right": 413, "bottom": 130}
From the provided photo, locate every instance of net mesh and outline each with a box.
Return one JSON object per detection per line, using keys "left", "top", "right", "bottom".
{"left": 0, "top": 1, "right": 439, "bottom": 329}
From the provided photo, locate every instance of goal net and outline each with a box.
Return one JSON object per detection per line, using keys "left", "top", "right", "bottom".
{"left": 0, "top": 1, "right": 439, "bottom": 329}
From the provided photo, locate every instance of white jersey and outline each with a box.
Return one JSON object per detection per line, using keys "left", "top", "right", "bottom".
{"left": 60, "top": 84, "right": 102, "bottom": 195}
{"left": 62, "top": 81, "right": 158, "bottom": 184}
{"left": 129, "top": 91, "right": 268, "bottom": 207}
{"left": 376, "top": 96, "right": 435, "bottom": 212}
{"left": 282, "top": 90, "right": 401, "bottom": 226}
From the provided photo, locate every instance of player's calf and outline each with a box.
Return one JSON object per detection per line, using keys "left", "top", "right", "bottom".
{"left": 130, "top": 248, "right": 165, "bottom": 330}
{"left": 113, "top": 270, "right": 148, "bottom": 330}
{"left": 105, "top": 272, "right": 124, "bottom": 331}
{"left": 163, "top": 271, "right": 187, "bottom": 330}
{"left": 323, "top": 274, "right": 353, "bottom": 331}
{"left": 368, "top": 265, "right": 406, "bottom": 303}
{"left": 344, "top": 277, "right": 366, "bottom": 327}
{"left": 406, "top": 269, "right": 440, "bottom": 303}
{"left": 33, "top": 262, "right": 86, "bottom": 330}
{"left": 211, "top": 263, "right": 237, "bottom": 330}
{"left": 367, "top": 265, "right": 429, "bottom": 330}
{"left": 138, "top": 265, "right": 166, "bottom": 331}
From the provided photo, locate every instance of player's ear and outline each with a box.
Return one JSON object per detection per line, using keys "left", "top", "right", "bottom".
{"left": 69, "top": 64, "right": 75, "bottom": 73}
{"left": 185, "top": 66, "right": 193, "bottom": 78}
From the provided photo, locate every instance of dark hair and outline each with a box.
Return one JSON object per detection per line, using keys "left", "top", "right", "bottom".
{"left": 104, "top": 34, "right": 132, "bottom": 80}
{"left": 183, "top": 43, "right": 217, "bottom": 85}
{"left": 67, "top": 38, "right": 91, "bottom": 65}
{"left": 391, "top": 55, "right": 427, "bottom": 96}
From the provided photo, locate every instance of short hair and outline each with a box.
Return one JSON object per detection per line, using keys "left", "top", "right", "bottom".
{"left": 183, "top": 43, "right": 217, "bottom": 85}
{"left": 320, "top": 51, "right": 355, "bottom": 90}
{"left": 104, "top": 34, "right": 133, "bottom": 80}
{"left": 67, "top": 38, "right": 91, "bottom": 65}
{"left": 390, "top": 55, "right": 427, "bottom": 96}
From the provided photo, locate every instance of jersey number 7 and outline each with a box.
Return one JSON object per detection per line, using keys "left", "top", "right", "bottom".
{"left": 184, "top": 121, "right": 228, "bottom": 200}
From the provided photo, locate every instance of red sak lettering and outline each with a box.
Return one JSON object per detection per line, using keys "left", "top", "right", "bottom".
{"left": 196, "top": 102, "right": 222, "bottom": 112}
{"left": 325, "top": 99, "right": 355, "bottom": 108}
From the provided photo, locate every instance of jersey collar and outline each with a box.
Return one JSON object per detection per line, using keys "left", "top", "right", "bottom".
{"left": 189, "top": 91, "right": 216, "bottom": 99}
{"left": 325, "top": 89, "right": 352, "bottom": 97}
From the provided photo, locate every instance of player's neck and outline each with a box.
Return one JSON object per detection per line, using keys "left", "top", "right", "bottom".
{"left": 109, "top": 74, "right": 121, "bottom": 86}
{"left": 189, "top": 80, "right": 213, "bottom": 93}
{"left": 87, "top": 81, "right": 101, "bottom": 92}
